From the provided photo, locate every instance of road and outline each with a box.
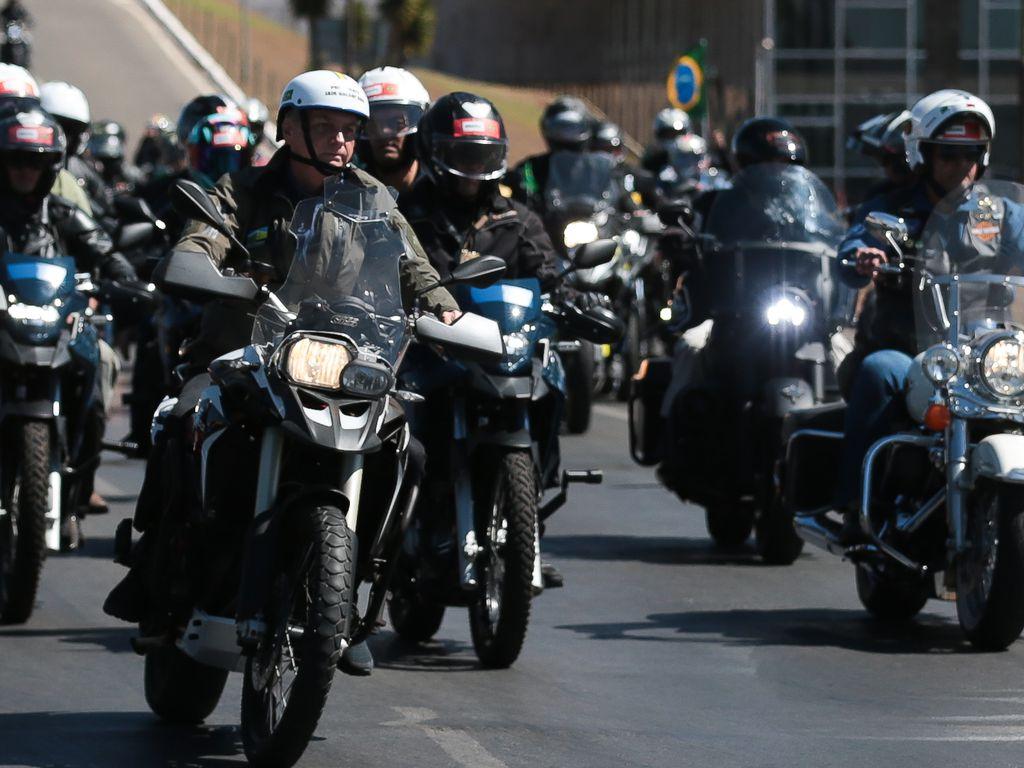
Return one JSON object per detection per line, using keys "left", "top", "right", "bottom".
{"left": 5, "top": 1, "right": 1024, "bottom": 766}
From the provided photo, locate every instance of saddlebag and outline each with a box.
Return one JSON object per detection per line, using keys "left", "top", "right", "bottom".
{"left": 781, "top": 402, "right": 845, "bottom": 513}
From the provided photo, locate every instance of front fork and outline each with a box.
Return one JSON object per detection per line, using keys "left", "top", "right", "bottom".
{"left": 452, "top": 396, "right": 479, "bottom": 590}
{"left": 946, "top": 418, "right": 969, "bottom": 554}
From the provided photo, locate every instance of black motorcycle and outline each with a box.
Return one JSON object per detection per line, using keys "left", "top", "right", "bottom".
{"left": 630, "top": 164, "right": 843, "bottom": 562}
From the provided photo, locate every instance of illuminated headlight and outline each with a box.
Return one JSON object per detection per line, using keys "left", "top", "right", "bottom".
{"left": 921, "top": 344, "right": 960, "bottom": 385}
{"left": 980, "top": 336, "right": 1024, "bottom": 397}
{"left": 563, "top": 220, "right": 599, "bottom": 249}
{"left": 340, "top": 361, "right": 393, "bottom": 398}
{"left": 764, "top": 296, "right": 807, "bottom": 327}
{"left": 284, "top": 337, "right": 352, "bottom": 390}
{"left": 503, "top": 332, "right": 530, "bottom": 357}
{"left": 7, "top": 303, "right": 60, "bottom": 324}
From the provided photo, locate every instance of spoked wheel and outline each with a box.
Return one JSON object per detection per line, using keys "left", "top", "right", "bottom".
{"left": 469, "top": 450, "right": 536, "bottom": 669}
{"left": 957, "top": 484, "right": 1024, "bottom": 651}
{"left": 241, "top": 505, "right": 354, "bottom": 768}
{"left": 0, "top": 421, "right": 50, "bottom": 624}
{"left": 705, "top": 502, "right": 754, "bottom": 549}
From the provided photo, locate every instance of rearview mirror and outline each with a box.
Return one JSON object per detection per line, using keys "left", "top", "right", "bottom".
{"left": 153, "top": 250, "right": 259, "bottom": 303}
{"left": 573, "top": 239, "right": 618, "bottom": 270}
{"left": 171, "top": 179, "right": 230, "bottom": 235}
{"left": 449, "top": 256, "right": 507, "bottom": 288}
{"left": 864, "top": 211, "right": 910, "bottom": 251}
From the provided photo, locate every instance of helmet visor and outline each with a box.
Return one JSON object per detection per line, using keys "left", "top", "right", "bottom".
{"left": 191, "top": 143, "right": 249, "bottom": 178}
{"left": 436, "top": 139, "right": 507, "bottom": 181}
{"left": 363, "top": 103, "right": 424, "bottom": 140}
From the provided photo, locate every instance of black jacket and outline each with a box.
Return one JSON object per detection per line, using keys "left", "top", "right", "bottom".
{"left": 0, "top": 192, "right": 135, "bottom": 282}
{"left": 400, "top": 177, "right": 562, "bottom": 292}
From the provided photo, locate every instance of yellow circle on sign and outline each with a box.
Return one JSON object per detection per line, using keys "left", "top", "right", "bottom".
{"left": 666, "top": 55, "right": 703, "bottom": 112}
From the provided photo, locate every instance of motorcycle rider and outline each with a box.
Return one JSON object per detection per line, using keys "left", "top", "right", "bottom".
{"left": 833, "top": 89, "right": 1019, "bottom": 542}
{"left": 847, "top": 110, "right": 914, "bottom": 204}
{"left": 0, "top": 107, "right": 138, "bottom": 535}
{"left": 87, "top": 120, "right": 140, "bottom": 193}
{"left": 40, "top": 81, "right": 111, "bottom": 215}
{"left": 356, "top": 66, "right": 430, "bottom": 197}
{"left": 133, "top": 113, "right": 182, "bottom": 182}
{"left": 400, "top": 92, "right": 578, "bottom": 587}
{"left": 104, "top": 71, "right": 458, "bottom": 676}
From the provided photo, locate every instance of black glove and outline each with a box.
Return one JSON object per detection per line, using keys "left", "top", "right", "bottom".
{"left": 572, "top": 290, "right": 611, "bottom": 312}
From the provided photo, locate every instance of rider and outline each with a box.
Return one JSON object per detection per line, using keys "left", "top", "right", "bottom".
{"left": 508, "top": 96, "right": 595, "bottom": 213}
{"left": 356, "top": 66, "right": 430, "bottom": 197}
{"left": 847, "top": 110, "right": 914, "bottom": 205}
{"left": 86, "top": 120, "right": 140, "bottom": 193}
{"left": 834, "top": 89, "right": 1010, "bottom": 542}
{"left": 104, "top": 71, "right": 458, "bottom": 675}
{"left": 40, "top": 81, "right": 111, "bottom": 215}
{"left": 133, "top": 113, "right": 183, "bottom": 182}
{"left": 0, "top": 107, "right": 137, "bottom": 535}
{"left": 400, "top": 92, "right": 575, "bottom": 587}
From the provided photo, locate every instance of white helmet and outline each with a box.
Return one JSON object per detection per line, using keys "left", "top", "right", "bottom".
{"left": 276, "top": 70, "right": 369, "bottom": 141}
{"left": 654, "top": 108, "right": 691, "bottom": 141}
{"left": 41, "top": 81, "right": 90, "bottom": 128}
{"left": 0, "top": 63, "right": 38, "bottom": 101}
{"left": 905, "top": 89, "right": 995, "bottom": 170}
{"left": 358, "top": 67, "right": 430, "bottom": 140}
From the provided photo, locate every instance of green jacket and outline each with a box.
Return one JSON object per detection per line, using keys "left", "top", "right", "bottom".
{"left": 51, "top": 168, "right": 93, "bottom": 217}
{"left": 175, "top": 147, "right": 457, "bottom": 366}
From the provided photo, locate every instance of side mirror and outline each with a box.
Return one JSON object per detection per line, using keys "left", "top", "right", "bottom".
{"left": 171, "top": 179, "right": 230, "bottom": 235}
{"left": 114, "top": 195, "right": 157, "bottom": 224}
{"left": 864, "top": 211, "right": 910, "bottom": 251}
{"left": 573, "top": 239, "right": 618, "bottom": 270}
{"left": 153, "top": 250, "right": 259, "bottom": 303}
{"left": 449, "top": 255, "right": 507, "bottom": 288}
{"left": 415, "top": 311, "right": 505, "bottom": 360}
{"left": 657, "top": 199, "right": 695, "bottom": 228}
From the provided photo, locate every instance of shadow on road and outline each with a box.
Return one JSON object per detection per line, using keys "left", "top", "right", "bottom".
{"left": 557, "top": 608, "right": 972, "bottom": 655}
{"left": 543, "top": 534, "right": 773, "bottom": 567}
{"left": 370, "top": 632, "right": 487, "bottom": 673}
{"left": 0, "top": 711, "right": 243, "bottom": 766}
{"left": 0, "top": 625, "right": 136, "bottom": 653}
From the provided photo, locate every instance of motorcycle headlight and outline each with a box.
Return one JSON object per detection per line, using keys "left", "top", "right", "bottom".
{"left": 7, "top": 303, "right": 60, "bottom": 325}
{"left": 284, "top": 337, "right": 352, "bottom": 390}
{"left": 980, "top": 336, "right": 1024, "bottom": 398}
{"left": 563, "top": 220, "right": 599, "bottom": 249}
{"left": 764, "top": 295, "right": 808, "bottom": 328}
{"left": 921, "top": 344, "right": 960, "bottom": 385}
{"left": 340, "top": 360, "right": 393, "bottom": 398}
{"left": 503, "top": 331, "right": 530, "bottom": 357}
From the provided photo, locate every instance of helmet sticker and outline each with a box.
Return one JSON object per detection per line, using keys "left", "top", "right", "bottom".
{"left": 453, "top": 118, "right": 500, "bottom": 139}
{"left": 461, "top": 101, "right": 492, "bottom": 119}
{"left": 936, "top": 120, "right": 985, "bottom": 140}
{"left": 10, "top": 125, "right": 53, "bottom": 145}
{"left": 211, "top": 126, "right": 246, "bottom": 147}
{"left": 364, "top": 83, "right": 399, "bottom": 99}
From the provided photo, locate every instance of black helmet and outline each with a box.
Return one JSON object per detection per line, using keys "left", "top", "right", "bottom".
{"left": 177, "top": 94, "right": 235, "bottom": 143}
{"left": 0, "top": 107, "right": 67, "bottom": 197}
{"left": 541, "top": 108, "right": 592, "bottom": 152}
{"left": 731, "top": 117, "right": 807, "bottom": 169}
{"left": 417, "top": 92, "right": 509, "bottom": 193}
{"left": 87, "top": 120, "right": 126, "bottom": 161}
{"left": 591, "top": 121, "right": 623, "bottom": 155}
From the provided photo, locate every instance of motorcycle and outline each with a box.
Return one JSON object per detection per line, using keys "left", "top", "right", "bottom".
{"left": 120, "top": 178, "right": 506, "bottom": 767}
{"left": 783, "top": 181, "right": 1024, "bottom": 649}
{"left": 0, "top": 20, "right": 30, "bottom": 68}
{"left": 0, "top": 250, "right": 148, "bottom": 622}
{"left": 629, "top": 164, "right": 843, "bottom": 562}
{"left": 389, "top": 240, "right": 621, "bottom": 668}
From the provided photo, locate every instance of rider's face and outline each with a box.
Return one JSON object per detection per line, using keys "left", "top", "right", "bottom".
{"left": 284, "top": 109, "right": 359, "bottom": 169}
{"left": 929, "top": 144, "right": 985, "bottom": 191}
{"left": 3, "top": 153, "right": 45, "bottom": 195}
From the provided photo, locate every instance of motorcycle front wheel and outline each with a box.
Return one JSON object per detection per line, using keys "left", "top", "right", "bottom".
{"left": 241, "top": 504, "right": 354, "bottom": 768}
{"left": 144, "top": 644, "right": 229, "bottom": 723}
{"left": 957, "top": 483, "right": 1024, "bottom": 651}
{"left": 469, "top": 450, "right": 536, "bottom": 668}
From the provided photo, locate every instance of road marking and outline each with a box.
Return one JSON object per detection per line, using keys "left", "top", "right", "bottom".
{"left": 383, "top": 707, "right": 508, "bottom": 768}
{"left": 593, "top": 403, "right": 628, "bottom": 422}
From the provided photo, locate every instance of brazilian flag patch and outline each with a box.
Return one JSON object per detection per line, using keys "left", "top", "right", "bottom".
{"left": 246, "top": 226, "right": 269, "bottom": 247}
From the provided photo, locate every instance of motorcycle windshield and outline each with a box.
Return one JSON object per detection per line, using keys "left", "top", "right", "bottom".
{"left": 545, "top": 151, "right": 619, "bottom": 213}
{"left": 701, "top": 164, "right": 843, "bottom": 315}
{"left": 252, "top": 177, "right": 410, "bottom": 367}
{"left": 0, "top": 253, "right": 76, "bottom": 305}
{"left": 913, "top": 180, "right": 1024, "bottom": 350}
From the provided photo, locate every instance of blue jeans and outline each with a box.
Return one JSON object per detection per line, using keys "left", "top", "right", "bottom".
{"left": 834, "top": 349, "right": 914, "bottom": 508}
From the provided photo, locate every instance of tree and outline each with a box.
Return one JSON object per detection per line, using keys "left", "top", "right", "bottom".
{"left": 342, "top": 0, "right": 370, "bottom": 71}
{"left": 380, "top": 0, "right": 435, "bottom": 64}
{"left": 289, "top": 0, "right": 330, "bottom": 69}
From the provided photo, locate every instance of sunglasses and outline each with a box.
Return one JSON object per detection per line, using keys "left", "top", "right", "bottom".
{"left": 932, "top": 144, "right": 986, "bottom": 162}
{"left": 2, "top": 153, "right": 51, "bottom": 170}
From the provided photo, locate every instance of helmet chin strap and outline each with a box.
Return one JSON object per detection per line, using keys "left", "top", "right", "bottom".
{"left": 287, "top": 110, "right": 348, "bottom": 178}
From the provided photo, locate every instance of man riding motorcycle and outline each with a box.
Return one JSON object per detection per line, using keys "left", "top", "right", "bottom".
{"left": 40, "top": 81, "right": 111, "bottom": 216}
{"left": 399, "top": 92, "right": 581, "bottom": 586}
{"left": 847, "top": 110, "right": 914, "bottom": 203}
{"left": 104, "top": 71, "right": 458, "bottom": 676}
{"left": 356, "top": 66, "right": 430, "bottom": 197}
{"left": 833, "top": 89, "right": 1020, "bottom": 542}
{"left": 0, "top": 107, "right": 137, "bottom": 534}
{"left": 87, "top": 120, "right": 140, "bottom": 193}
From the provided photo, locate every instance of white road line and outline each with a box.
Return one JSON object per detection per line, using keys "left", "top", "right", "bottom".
{"left": 593, "top": 403, "right": 628, "bottom": 422}
{"left": 384, "top": 707, "right": 508, "bottom": 768}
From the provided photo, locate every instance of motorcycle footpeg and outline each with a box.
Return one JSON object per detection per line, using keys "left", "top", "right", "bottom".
{"left": 113, "top": 518, "right": 133, "bottom": 566}
{"left": 102, "top": 439, "right": 142, "bottom": 457}
{"left": 564, "top": 469, "right": 603, "bottom": 485}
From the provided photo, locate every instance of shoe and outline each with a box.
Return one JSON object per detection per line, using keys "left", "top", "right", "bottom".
{"left": 338, "top": 640, "right": 374, "bottom": 676}
{"left": 88, "top": 492, "right": 109, "bottom": 515}
{"left": 103, "top": 568, "right": 146, "bottom": 623}
{"left": 541, "top": 561, "right": 564, "bottom": 589}
{"left": 837, "top": 508, "right": 870, "bottom": 546}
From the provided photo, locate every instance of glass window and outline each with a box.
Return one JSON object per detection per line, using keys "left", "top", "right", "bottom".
{"left": 961, "top": 0, "right": 980, "bottom": 49}
{"left": 844, "top": 8, "right": 907, "bottom": 49}
{"left": 776, "top": 59, "right": 835, "bottom": 98}
{"left": 990, "top": 104, "right": 1020, "bottom": 179}
{"left": 776, "top": 0, "right": 835, "bottom": 49}
{"left": 844, "top": 59, "right": 914, "bottom": 95}
{"left": 988, "top": 8, "right": 1021, "bottom": 51}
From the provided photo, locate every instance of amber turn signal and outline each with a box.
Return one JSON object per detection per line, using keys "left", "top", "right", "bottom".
{"left": 924, "top": 403, "right": 951, "bottom": 432}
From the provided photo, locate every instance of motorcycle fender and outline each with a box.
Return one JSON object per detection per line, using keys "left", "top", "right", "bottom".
{"left": 473, "top": 401, "right": 532, "bottom": 449}
{"left": 763, "top": 377, "right": 814, "bottom": 418}
{"left": 970, "top": 434, "right": 1024, "bottom": 485}
{"left": 470, "top": 372, "right": 533, "bottom": 400}
{"left": 0, "top": 400, "right": 57, "bottom": 421}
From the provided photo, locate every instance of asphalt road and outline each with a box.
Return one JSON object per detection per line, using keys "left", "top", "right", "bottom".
{"left": 6, "top": 2, "right": 1024, "bottom": 766}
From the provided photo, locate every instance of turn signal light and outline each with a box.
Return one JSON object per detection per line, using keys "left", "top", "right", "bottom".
{"left": 924, "top": 403, "right": 951, "bottom": 432}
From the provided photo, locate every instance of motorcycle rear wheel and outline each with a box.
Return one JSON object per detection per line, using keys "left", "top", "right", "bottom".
{"left": 241, "top": 505, "right": 353, "bottom": 768}
{"left": 0, "top": 420, "right": 50, "bottom": 624}
{"left": 469, "top": 450, "right": 536, "bottom": 668}
{"left": 144, "top": 644, "right": 228, "bottom": 724}
{"left": 705, "top": 503, "right": 754, "bottom": 549}
{"left": 957, "top": 483, "right": 1024, "bottom": 651}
